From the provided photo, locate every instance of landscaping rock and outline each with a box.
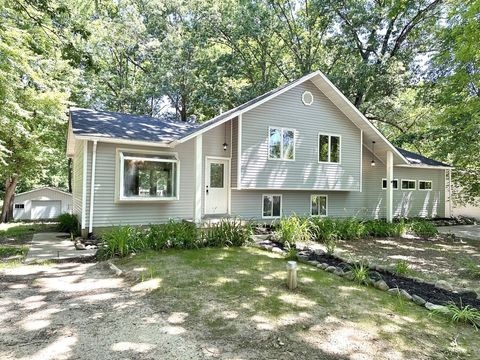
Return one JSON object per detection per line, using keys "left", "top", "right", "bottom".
{"left": 308, "top": 260, "right": 320, "bottom": 266}
{"left": 373, "top": 280, "right": 389, "bottom": 291}
{"left": 297, "top": 251, "right": 310, "bottom": 260}
{"left": 425, "top": 302, "right": 449, "bottom": 313}
{"left": 262, "top": 245, "right": 273, "bottom": 251}
{"left": 343, "top": 271, "right": 354, "bottom": 281}
{"left": 313, "top": 248, "right": 325, "bottom": 256}
{"left": 75, "top": 242, "right": 86, "bottom": 250}
{"left": 271, "top": 247, "right": 284, "bottom": 254}
{"left": 368, "top": 271, "right": 383, "bottom": 283}
{"left": 435, "top": 280, "right": 453, "bottom": 292}
{"left": 74, "top": 237, "right": 83, "bottom": 242}
{"left": 387, "top": 288, "right": 412, "bottom": 300}
{"left": 457, "top": 290, "right": 478, "bottom": 299}
{"left": 337, "top": 262, "right": 353, "bottom": 272}
{"left": 317, "top": 263, "right": 329, "bottom": 270}
{"left": 412, "top": 295, "right": 427, "bottom": 306}
{"left": 333, "top": 268, "right": 345, "bottom": 276}
{"left": 326, "top": 266, "right": 336, "bottom": 273}
{"left": 400, "top": 289, "right": 413, "bottom": 301}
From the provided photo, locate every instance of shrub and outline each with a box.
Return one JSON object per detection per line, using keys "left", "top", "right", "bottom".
{"left": 462, "top": 257, "right": 480, "bottom": 279}
{"left": 276, "top": 216, "right": 310, "bottom": 248}
{"left": 336, "top": 218, "right": 366, "bottom": 240}
{"left": 308, "top": 217, "right": 337, "bottom": 242}
{"left": 394, "top": 260, "right": 411, "bottom": 275}
{"left": 97, "top": 225, "right": 141, "bottom": 259}
{"left": 146, "top": 221, "right": 199, "bottom": 250}
{"left": 351, "top": 262, "right": 370, "bottom": 284}
{"left": 363, "top": 219, "right": 406, "bottom": 238}
{"left": 433, "top": 302, "right": 480, "bottom": 329}
{"left": 284, "top": 248, "right": 298, "bottom": 261}
{"left": 202, "top": 219, "right": 252, "bottom": 248}
{"left": 57, "top": 213, "right": 80, "bottom": 236}
{"left": 324, "top": 237, "right": 337, "bottom": 255}
{"left": 409, "top": 219, "right": 438, "bottom": 239}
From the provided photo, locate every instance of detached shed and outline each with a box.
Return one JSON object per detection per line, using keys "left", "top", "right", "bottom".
{"left": 13, "top": 187, "right": 72, "bottom": 220}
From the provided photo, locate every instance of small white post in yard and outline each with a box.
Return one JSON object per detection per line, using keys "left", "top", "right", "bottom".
{"left": 286, "top": 261, "right": 298, "bottom": 290}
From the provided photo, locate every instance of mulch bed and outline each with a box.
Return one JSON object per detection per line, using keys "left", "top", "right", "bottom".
{"left": 307, "top": 250, "right": 480, "bottom": 309}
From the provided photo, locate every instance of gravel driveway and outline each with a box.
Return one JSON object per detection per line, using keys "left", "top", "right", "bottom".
{"left": 0, "top": 262, "right": 207, "bottom": 360}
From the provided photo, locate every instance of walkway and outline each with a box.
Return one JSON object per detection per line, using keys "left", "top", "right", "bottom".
{"left": 24, "top": 232, "right": 97, "bottom": 263}
{"left": 437, "top": 225, "right": 480, "bottom": 241}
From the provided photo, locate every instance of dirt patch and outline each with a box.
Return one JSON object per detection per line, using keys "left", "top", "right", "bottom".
{"left": 0, "top": 261, "right": 207, "bottom": 359}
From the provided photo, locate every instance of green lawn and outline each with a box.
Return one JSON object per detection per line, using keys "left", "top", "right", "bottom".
{"left": 115, "top": 247, "right": 480, "bottom": 359}
{"left": 0, "top": 222, "right": 56, "bottom": 266}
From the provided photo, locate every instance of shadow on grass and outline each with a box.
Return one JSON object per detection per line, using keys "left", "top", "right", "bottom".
{"left": 115, "top": 247, "right": 479, "bottom": 359}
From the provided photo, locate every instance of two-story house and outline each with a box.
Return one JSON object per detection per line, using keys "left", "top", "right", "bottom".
{"left": 66, "top": 71, "right": 452, "bottom": 236}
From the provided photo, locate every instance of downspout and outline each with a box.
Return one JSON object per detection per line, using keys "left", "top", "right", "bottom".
{"left": 88, "top": 140, "right": 98, "bottom": 237}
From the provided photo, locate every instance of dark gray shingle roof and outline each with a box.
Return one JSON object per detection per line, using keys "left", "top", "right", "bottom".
{"left": 70, "top": 108, "right": 200, "bottom": 143}
{"left": 70, "top": 73, "right": 316, "bottom": 144}
{"left": 396, "top": 147, "right": 451, "bottom": 167}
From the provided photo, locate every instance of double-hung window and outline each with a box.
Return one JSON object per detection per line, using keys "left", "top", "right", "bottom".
{"left": 401, "top": 179, "right": 416, "bottom": 190}
{"left": 262, "top": 194, "right": 282, "bottom": 218}
{"left": 418, "top": 180, "right": 432, "bottom": 191}
{"left": 318, "top": 134, "right": 341, "bottom": 163}
{"left": 119, "top": 152, "right": 179, "bottom": 200}
{"left": 268, "top": 127, "right": 295, "bottom": 160}
{"left": 311, "top": 195, "right": 327, "bottom": 217}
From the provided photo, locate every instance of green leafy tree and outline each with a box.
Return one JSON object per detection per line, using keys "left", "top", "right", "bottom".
{"left": 0, "top": 0, "right": 74, "bottom": 222}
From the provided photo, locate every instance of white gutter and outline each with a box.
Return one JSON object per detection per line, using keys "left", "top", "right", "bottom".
{"left": 88, "top": 140, "right": 98, "bottom": 236}
{"left": 74, "top": 135, "right": 174, "bottom": 148}
{"left": 395, "top": 164, "right": 454, "bottom": 170}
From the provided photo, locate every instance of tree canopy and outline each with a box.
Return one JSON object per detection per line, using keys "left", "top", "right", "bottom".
{"left": 0, "top": 0, "right": 479, "bottom": 221}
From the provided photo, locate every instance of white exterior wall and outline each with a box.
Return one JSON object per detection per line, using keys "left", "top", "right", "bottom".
{"left": 13, "top": 188, "right": 72, "bottom": 220}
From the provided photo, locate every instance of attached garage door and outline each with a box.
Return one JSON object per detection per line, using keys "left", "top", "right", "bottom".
{"left": 31, "top": 200, "right": 62, "bottom": 220}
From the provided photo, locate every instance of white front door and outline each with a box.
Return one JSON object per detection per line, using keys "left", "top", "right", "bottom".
{"left": 205, "top": 158, "right": 229, "bottom": 215}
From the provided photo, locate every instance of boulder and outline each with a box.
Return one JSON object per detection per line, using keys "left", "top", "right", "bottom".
{"left": 333, "top": 268, "right": 345, "bottom": 276}
{"left": 425, "top": 302, "right": 449, "bottom": 313}
{"left": 271, "top": 247, "right": 284, "bottom": 254}
{"left": 435, "top": 280, "right": 453, "bottom": 292}
{"left": 326, "top": 266, "right": 336, "bottom": 273}
{"left": 387, "top": 288, "right": 412, "bottom": 300}
{"left": 317, "top": 263, "right": 329, "bottom": 270}
{"left": 373, "top": 280, "right": 389, "bottom": 291}
{"left": 313, "top": 248, "right": 325, "bottom": 256}
{"left": 308, "top": 260, "right": 320, "bottom": 266}
{"left": 368, "top": 271, "right": 383, "bottom": 283}
{"left": 457, "top": 290, "right": 478, "bottom": 299}
{"left": 412, "top": 295, "right": 427, "bottom": 306}
{"left": 75, "top": 242, "right": 86, "bottom": 250}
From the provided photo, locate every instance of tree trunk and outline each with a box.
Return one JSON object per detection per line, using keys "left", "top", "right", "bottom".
{"left": 1, "top": 176, "right": 18, "bottom": 223}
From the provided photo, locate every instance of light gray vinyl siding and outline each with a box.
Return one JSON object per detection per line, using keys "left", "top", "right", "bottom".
{"left": 230, "top": 147, "right": 446, "bottom": 220}
{"left": 86, "top": 141, "right": 195, "bottom": 228}
{"left": 201, "top": 121, "right": 232, "bottom": 212}
{"left": 231, "top": 117, "right": 238, "bottom": 188}
{"left": 72, "top": 139, "right": 84, "bottom": 223}
{"left": 361, "top": 147, "right": 446, "bottom": 219}
{"left": 240, "top": 80, "right": 361, "bottom": 190}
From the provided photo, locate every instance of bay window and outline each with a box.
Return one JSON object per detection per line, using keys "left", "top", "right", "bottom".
{"left": 119, "top": 152, "right": 179, "bottom": 200}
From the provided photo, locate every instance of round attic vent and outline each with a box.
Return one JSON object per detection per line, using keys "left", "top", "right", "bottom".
{"left": 302, "top": 91, "right": 313, "bottom": 106}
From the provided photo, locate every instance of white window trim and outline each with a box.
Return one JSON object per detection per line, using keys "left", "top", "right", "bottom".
{"left": 401, "top": 179, "right": 416, "bottom": 190}
{"left": 310, "top": 194, "right": 328, "bottom": 217}
{"left": 318, "top": 133, "right": 342, "bottom": 164}
{"left": 268, "top": 127, "right": 296, "bottom": 161}
{"left": 418, "top": 180, "right": 433, "bottom": 191}
{"left": 382, "top": 178, "right": 399, "bottom": 190}
{"left": 302, "top": 91, "right": 314, "bottom": 106}
{"left": 262, "top": 194, "right": 282, "bottom": 219}
{"left": 116, "top": 148, "right": 180, "bottom": 202}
